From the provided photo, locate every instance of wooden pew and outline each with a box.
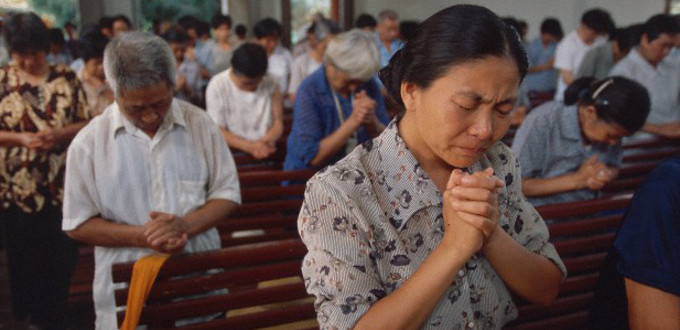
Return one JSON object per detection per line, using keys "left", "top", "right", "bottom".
{"left": 505, "top": 194, "right": 632, "bottom": 329}
{"left": 110, "top": 194, "right": 632, "bottom": 329}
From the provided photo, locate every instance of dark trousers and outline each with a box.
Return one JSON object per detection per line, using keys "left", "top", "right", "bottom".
{"left": 2, "top": 203, "right": 78, "bottom": 330}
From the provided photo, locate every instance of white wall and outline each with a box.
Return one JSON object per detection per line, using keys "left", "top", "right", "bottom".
{"left": 354, "top": 0, "right": 665, "bottom": 40}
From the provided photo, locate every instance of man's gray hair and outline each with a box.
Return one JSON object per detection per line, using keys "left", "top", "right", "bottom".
{"left": 378, "top": 9, "right": 399, "bottom": 22}
{"left": 323, "top": 29, "right": 380, "bottom": 82}
{"left": 103, "top": 31, "right": 176, "bottom": 96}
{"left": 313, "top": 19, "right": 340, "bottom": 42}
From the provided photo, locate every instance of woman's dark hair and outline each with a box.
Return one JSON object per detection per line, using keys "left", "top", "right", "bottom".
{"left": 231, "top": 43, "right": 268, "bottom": 78}
{"left": 540, "top": 18, "right": 564, "bottom": 40}
{"left": 564, "top": 76, "right": 650, "bottom": 133}
{"left": 356, "top": 13, "right": 377, "bottom": 29}
{"left": 79, "top": 30, "right": 109, "bottom": 61}
{"left": 5, "top": 12, "right": 49, "bottom": 54}
{"left": 581, "top": 8, "right": 615, "bottom": 35}
{"left": 195, "top": 21, "right": 211, "bottom": 38}
{"left": 399, "top": 21, "right": 419, "bottom": 42}
{"left": 211, "top": 14, "right": 232, "bottom": 29}
{"left": 253, "top": 18, "right": 282, "bottom": 39}
{"left": 379, "top": 5, "right": 528, "bottom": 111}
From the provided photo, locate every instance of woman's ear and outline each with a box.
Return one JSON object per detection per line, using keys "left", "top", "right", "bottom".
{"left": 584, "top": 105, "right": 598, "bottom": 120}
{"left": 400, "top": 81, "right": 418, "bottom": 112}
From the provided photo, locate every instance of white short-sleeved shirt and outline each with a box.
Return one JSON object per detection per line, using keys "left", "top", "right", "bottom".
{"left": 206, "top": 68, "right": 278, "bottom": 141}
{"left": 62, "top": 99, "right": 241, "bottom": 329}
{"left": 288, "top": 52, "right": 322, "bottom": 96}
{"left": 268, "top": 45, "right": 293, "bottom": 94}
{"left": 554, "top": 30, "right": 604, "bottom": 101}
{"left": 610, "top": 48, "right": 680, "bottom": 125}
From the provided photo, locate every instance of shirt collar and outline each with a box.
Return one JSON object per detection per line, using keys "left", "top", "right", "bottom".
{"left": 559, "top": 104, "right": 583, "bottom": 142}
{"left": 111, "top": 98, "right": 185, "bottom": 139}
{"left": 373, "top": 117, "right": 500, "bottom": 231}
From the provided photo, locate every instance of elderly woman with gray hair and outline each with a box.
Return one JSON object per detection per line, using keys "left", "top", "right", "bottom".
{"left": 283, "top": 29, "right": 391, "bottom": 170}
{"left": 62, "top": 31, "right": 240, "bottom": 329}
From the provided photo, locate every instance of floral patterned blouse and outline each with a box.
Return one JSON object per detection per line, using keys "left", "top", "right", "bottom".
{"left": 0, "top": 63, "right": 89, "bottom": 213}
{"left": 298, "top": 119, "right": 567, "bottom": 329}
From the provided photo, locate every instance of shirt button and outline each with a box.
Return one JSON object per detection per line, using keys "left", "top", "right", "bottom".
{"left": 468, "top": 321, "right": 475, "bottom": 328}
{"left": 458, "top": 270, "right": 465, "bottom": 277}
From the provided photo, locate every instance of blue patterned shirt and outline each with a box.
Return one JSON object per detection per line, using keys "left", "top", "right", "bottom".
{"left": 299, "top": 119, "right": 566, "bottom": 329}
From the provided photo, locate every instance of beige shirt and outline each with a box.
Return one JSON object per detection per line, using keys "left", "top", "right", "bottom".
{"left": 299, "top": 119, "right": 566, "bottom": 329}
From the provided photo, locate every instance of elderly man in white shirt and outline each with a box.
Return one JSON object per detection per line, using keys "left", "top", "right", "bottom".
{"left": 62, "top": 32, "right": 240, "bottom": 329}
{"left": 610, "top": 14, "right": 680, "bottom": 139}
{"left": 554, "top": 8, "right": 613, "bottom": 101}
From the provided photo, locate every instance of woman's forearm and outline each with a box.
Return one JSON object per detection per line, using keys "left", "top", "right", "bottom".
{"left": 521, "top": 174, "right": 583, "bottom": 197}
{"left": 483, "top": 230, "right": 562, "bottom": 305}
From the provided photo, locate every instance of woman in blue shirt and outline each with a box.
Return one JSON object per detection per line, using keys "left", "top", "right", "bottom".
{"left": 283, "top": 29, "right": 391, "bottom": 170}
{"left": 512, "top": 76, "right": 651, "bottom": 207}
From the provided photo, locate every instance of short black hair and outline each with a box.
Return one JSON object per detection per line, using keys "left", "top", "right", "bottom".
{"left": 98, "top": 16, "right": 114, "bottom": 31}
{"left": 48, "top": 28, "right": 65, "bottom": 46}
{"left": 112, "top": 14, "right": 131, "bottom": 28}
{"left": 356, "top": 13, "right": 377, "bottom": 29}
{"left": 643, "top": 14, "right": 680, "bottom": 42}
{"left": 235, "top": 24, "right": 247, "bottom": 38}
{"left": 581, "top": 8, "right": 615, "bottom": 35}
{"left": 540, "top": 18, "right": 563, "bottom": 40}
{"left": 564, "top": 76, "right": 651, "bottom": 133}
{"left": 163, "top": 27, "right": 190, "bottom": 45}
{"left": 177, "top": 15, "right": 199, "bottom": 31}
{"left": 231, "top": 43, "right": 268, "bottom": 78}
{"left": 253, "top": 18, "right": 282, "bottom": 39}
{"left": 380, "top": 5, "right": 528, "bottom": 111}
{"left": 5, "top": 12, "right": 49, "bottom": 54}
{"left": 613, "top": 26, "right": 641, "bottom": 54}
{"left": 211, "top": 14, "right": 232, "bottom": 29}
{"left": 79, "top": 30, "right": 109, "bottom": 61}
{"left": 195, "top": 20, "right": 211, "bottom": 38}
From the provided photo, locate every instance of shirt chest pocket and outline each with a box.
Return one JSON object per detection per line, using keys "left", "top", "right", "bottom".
{"left": 178, "top": 180, "right": 206, "bottom": 216}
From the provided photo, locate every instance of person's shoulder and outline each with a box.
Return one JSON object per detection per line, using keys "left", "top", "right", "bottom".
{"left": 297, "top": 66, "right": 325, "bottom": 92}
{"left": 206, "top": 69, "right": 232, "bottom": 90}
{"left": 525, "top": 101, "right": 562, "bottom": 127}
{"left": 177, "top": 98, "right": 212, "bottom": 122}
{"left": 71, "top": 104, "right": 116, "bottom": 150}
{"left": 51, "top": 63, "right": 78, "bottom": 80}
{"left": 306, "top": 142, "right": 375, "bottom": 196}
{"left": 610, "top": 52, "right": 636, "bottom": 75}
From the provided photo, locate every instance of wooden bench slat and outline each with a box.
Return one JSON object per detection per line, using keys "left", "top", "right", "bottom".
{"left": 515, "top": 292, "right": 593, "bottom": 323}
{"left": 180, "top": 304, "right": 316, "bottom": 330}
{"left": 548, "top": 214, "right": 622, "bottom": 238}
{"left": 553, "top": 233, "right": 615, "bottom": 256}
{"left": 506, "top": 310, "right": 589, "bottom": 330}
{"left": 111, "top": 239, "right": 306, "bottom": 283}
{"left": 536, "top": 194, "right": 631, "bottom": 220}
{"left": 562, "top": 252, "right": 607, "bottom": 274}
{"left": 131, "top": 282, "right": 310, "bottom": 324}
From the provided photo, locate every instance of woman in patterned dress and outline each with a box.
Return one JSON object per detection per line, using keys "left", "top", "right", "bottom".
{"left": 298, "top": 5, "right": 566, "bottom": 329}
{"left": 0, "top": 12, "right": 89, "bottom": 330}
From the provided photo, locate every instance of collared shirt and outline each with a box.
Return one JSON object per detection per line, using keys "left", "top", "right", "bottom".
{"left": 554, "top": 30, "right": 605, "bottom": 101}
{"left": 610, "top": 48, "right": 680, "bottom": 125}
{"left": 575, "top": 41, "right": 615, "bottom": 80}
{"left": 283, "top": 65, "right": 390, "bottom": 171}
{"left": 0, "top": 63, "right": 90, "bottom": 213}
{"left": 206, "top": 68, "right": 277, "bottom": 141}
{"left": 299, "top": 119, "right": 566, "bottom": 329}
{"left": 524, "top": 37, "right": 558, "bottom": 92}
{"left": 511, "top": 101, "right": 622, "bottom": 207}
{"left": 62, "top": 99, "right": 240, "bottom": 329}
{"left": 374, "top": 31, "right": 404, "bottom": 68}
{"left": 269, "top": 45, "right": 293, "bottom": 94}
